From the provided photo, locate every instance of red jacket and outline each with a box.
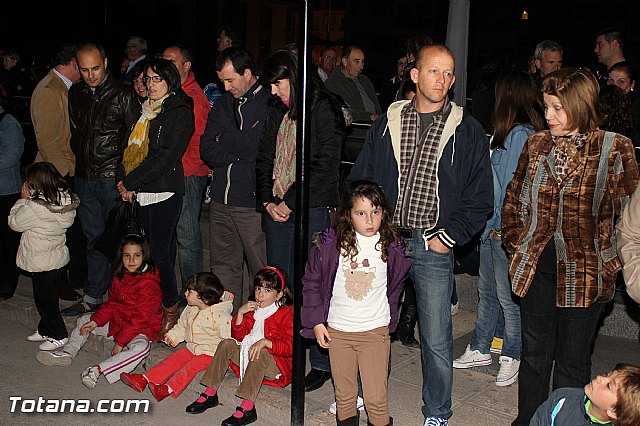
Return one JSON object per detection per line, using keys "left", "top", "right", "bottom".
{"left": 91, "top": 268, "right": 163, "bottom": 347}
{"left": 229, "top": 305, "right": 293, "bottom": 388}
{"left": 181, "top": 72, "right": 211, "bottom": 177}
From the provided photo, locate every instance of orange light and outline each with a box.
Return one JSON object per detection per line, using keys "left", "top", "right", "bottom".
{"left": 522, "top": 10, "right": 529, "bottom": 20}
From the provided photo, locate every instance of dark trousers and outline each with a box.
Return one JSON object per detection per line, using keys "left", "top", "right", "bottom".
{"left": 64, "top": 176, "right": 87, "bottom": 288}
{"left": 0, "top": 192, "right": 21, "bottom": 298}
{"left": 137, "top": 194, "right": 183, "bottom": 308}
{"left": 512, "top": 269, "right": 604, "bottom": 425}
{"left": 32, "top": 268, "right": 68, "bottom": 340}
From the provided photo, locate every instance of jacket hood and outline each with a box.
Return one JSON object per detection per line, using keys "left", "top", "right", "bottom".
{"left": 213, "top": 291, "right": 235, "bottom": 316}
{"left": 30, "top": 191, "right": 79, "bottom": 214}
{"left": 161, "top": 89, "right": 194, "bottom": 113}
{"left": 312, "top": 227, "right": 338, "bottom": 248}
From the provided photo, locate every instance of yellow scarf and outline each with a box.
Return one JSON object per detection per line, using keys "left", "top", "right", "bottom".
{"left": 122, "top": 95, "right": 168, "bottom": 175}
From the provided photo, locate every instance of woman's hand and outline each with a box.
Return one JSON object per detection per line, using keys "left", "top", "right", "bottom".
{"left": 265, "top": 202, "right": 290, "bottom": 222}
{"left": 116, "top": 181, "right": 135, "bottom": 203}
{"left": 249, "top": 338, "right": 272, "bottom": 361}
{"left": 80, "top": 320, "right": 98, "bottom": 336}
{"left": 313, "top": 324, "right": 331, "bottom": 349}
{"left": 111, "top": 343, "right": 123, "bottom": 356}
{"left": 20, "top": 182, "right": 30, "bottom": 199}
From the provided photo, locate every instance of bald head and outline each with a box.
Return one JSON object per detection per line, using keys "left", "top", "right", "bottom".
{"left": 415, "top": 44, "right": 455, "bottom": 70}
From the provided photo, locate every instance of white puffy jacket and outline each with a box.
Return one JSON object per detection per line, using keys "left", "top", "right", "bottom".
{"left": 8, "top": 192, "right": 78, "bottom": 272}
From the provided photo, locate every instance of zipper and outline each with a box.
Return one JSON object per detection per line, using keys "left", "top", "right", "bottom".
{"left": 224, "top": 164, "right": 233, "bottom": 204}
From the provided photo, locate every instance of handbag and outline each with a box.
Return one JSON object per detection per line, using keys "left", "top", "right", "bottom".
{"left": 95, "top": 197, "right": 145, "bottom": 259}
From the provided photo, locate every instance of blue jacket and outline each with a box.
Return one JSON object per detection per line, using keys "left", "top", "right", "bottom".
{"left": 0, "top": 108, "right": 24, "bottom": 195}
{"left": 300, "top": 228, "right": 411, "bottom": 338}
{"left": 530, "top": 388, "right": 613, "bottom": 426}
{"left": 348, "top": 100, "right": 493, "bottom": 248}
{"left": 200, "top": 81, "right": 270, "bottom": 208}
{"left": 482, "top": 124, "right": 534, "bottom": 240}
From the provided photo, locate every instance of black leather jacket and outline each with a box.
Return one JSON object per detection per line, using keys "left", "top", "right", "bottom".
{"left": 69, "top": 73, "right": 140, "bottom": 180}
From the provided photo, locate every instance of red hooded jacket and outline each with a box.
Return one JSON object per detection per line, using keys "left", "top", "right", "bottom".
{"left": 181, "top": 72, "right": 211, "bottom": 177}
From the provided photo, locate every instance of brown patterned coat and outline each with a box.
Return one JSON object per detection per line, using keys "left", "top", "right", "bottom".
{"left": 502, "top": 130, "right": 638, "bottom": 307}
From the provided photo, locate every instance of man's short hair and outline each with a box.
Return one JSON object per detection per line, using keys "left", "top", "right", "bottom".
{"left": 415, "top": 43, "right": 454, "bottom": 69}
{"left": 542, "top": 67, "right": 600, "bottom": 133}
{"left": 612, "top": 363, "right": 640, "bottom": 426}
{"left": 219, "top": 26, "right": 244, "bottom": 48}
{"left": 341, "top": 46, "right": 362, "bottom": 61}
{"left": 128, "top": 36, "right": 147, "bottom": 54}
{"left": 215, "top": 47, "right": 255, "bottom": 76}
{"left": 405, "top": 35, "right": 434, "bottom": 60}
{"left": 165, "top": 44, "right": 193, "bottom": 64}
{"left": 597, "top": 28, "right": 625, "bottom": 51}
{"left": 77, "top": 43, "right": 107, "bottom": 61}
{"left": 534, "top": 40, "right": 563, "bottom": 60}
{"left": 52, "top": 44, "right": 78, "bottom": 67}
{"left": 320, "top": 47, "right": 336, "bottom": 56}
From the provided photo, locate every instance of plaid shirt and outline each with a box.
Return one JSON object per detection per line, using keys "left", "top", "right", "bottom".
{"left": 394, "top": 97, "right": 452, "bottom": 229}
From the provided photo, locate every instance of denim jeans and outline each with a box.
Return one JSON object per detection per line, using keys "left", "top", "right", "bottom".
{"left": 75, "top": 177, "right": 119, "bottom": 305}
{"left": 407, "top": 236, "right": 454, "bottom": 420}
{"left": 264, "top": 206, "right": 331, "bottom": 278}
{"left": 470, "top": 237, "right": 521, "bottom": 359}
{"left": 512, "top": 268, "right": 604, "bottom": 426}
{"left": 137, "top": 194, "right": 183, "bottom": 308}
{"left": 176, "top": 175, "right": 207, "bottom": 289}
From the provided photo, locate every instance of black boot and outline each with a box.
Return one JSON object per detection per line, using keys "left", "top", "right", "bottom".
{"left": 395, "top": 280, "right": 419, "bottom": 348}
{"left": 336, "top": 412, "right": 360, "bottom": 425}
{"left": 368, "top": 416, "right": 393, "bottom": 426}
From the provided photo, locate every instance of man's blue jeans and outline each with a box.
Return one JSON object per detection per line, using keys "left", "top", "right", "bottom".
{"left": 470, "top": 237, "right": 521, "bottom": 360}
{"left": 176, "top": 175, "right": 207, "bottom": 289}
{"left": 74, "top": 177, "right": 118, "bottom": 305}
{"left": 407, "top": 235, "right": 454, "bottom": 421}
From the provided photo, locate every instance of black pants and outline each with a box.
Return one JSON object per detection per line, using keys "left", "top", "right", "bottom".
{"left": 33, "top": 268, "right": 68, "bottom": 340}
{"left": 0, "top": 192, "right": 21, "bottom": 299}
{"left": 64, "top": 176, "right": 87, "bottom": 288}
{"left": 511, "top": 268, "right": 604, "bottom": 425}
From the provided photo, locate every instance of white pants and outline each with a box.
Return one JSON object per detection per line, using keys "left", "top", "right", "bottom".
{"left": 63, "top": 313, "right": 151, "bottom": 384}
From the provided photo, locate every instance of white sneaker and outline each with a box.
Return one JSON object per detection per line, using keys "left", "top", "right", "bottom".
{"left": 26, "top": 331, "right": 47, "bottom": 342}
{"left": 36, "top": 350, "right": 73, "bottom": 366}
{"left": 81, "top": 366, "right": 100, "bottom": 389}
{"left": 450, "top": 302, "right": 459, "bottom": 316}
{"left": 452, "top": 344, "right": 492, "bottom": 369}
{"left": 424, "top": 418, "right": 448, "bottom": 426}
{"left": 204, "top": 185, "right": 211, "bottom": 204}
{"left": 496, "top": 356, "right": 520, "bottom": 386}
{"left": 39, "top": 337, "right": 68, "bottom": 351}
{"left": 329, "top": 396, "right": 365, "bottom": 415}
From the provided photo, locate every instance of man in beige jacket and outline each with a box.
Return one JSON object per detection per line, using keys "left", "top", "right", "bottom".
{"left": 617, "top": 184, "right": 640, "bottom": 304}
{"left": 30, "top": 44, "right": 85, "bottom": 301}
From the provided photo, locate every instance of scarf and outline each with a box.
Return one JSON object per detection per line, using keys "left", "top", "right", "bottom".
{"left": 122, "top": 95, "right": 168, "bottom": 175}
{"left": 237, "top": 302, "right": 279, "bottom": 383}
{"left": 272, "top": 114, "right": 297, "bottom": 198}
{"left": 552, "top": 132, "right": 590, "bottom": 180}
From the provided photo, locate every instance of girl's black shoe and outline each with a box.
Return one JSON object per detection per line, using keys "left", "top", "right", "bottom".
{"left": 221, "top": 407, "right": 257, "bottom": 426}
{"left": 185, "top": 393, "right": 219, "bottom": 414}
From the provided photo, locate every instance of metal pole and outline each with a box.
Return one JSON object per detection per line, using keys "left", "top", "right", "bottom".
{"left": 291, "top": 0, "right": 313, "bottom": 424}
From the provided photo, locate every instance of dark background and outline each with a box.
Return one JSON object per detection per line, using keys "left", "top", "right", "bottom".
{"left": 2, "top": 0, "right": 639, "bottom": 98}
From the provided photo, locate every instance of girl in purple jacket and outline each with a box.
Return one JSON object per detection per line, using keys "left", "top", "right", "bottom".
{"left": 301, "top": 180, "right": 411, "bottom": 426}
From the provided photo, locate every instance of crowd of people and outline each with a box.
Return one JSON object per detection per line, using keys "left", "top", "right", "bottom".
{"left": 2, "top": 26, "right": 640, "bottom": 426}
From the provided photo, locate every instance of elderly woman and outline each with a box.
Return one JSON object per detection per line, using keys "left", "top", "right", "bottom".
{"left": 502, "top": 67, "right": 639, "bottom": 425}
{"left": 117, "top": 58, "right": 194, "bottom": 336}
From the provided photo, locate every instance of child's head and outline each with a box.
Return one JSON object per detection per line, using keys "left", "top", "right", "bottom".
{"left": 24, "top": 162, "right": 69, "bottom": 205}
{"left": 585, "top": 363, "right": 640, "bottom": 425}
{"left": 253, "top": 266, "right": 293, "bottom": 307}
{"left": 115, "top": 233, "right": 153, "bottom": 278}
{"left": 184, "top": 272, "right": 224, "bottom": 308}
{"left": 336, "top": 180, "right": 398, "bottom": 261}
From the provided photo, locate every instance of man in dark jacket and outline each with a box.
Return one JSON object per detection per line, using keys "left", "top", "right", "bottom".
{"left": 348, "top": 44, "right": 492, "bottom": 426}
{"left": 200, "top": 47, "right": 269, "bottom": 314}
{"left": 63, "top": 43, "right": 139, "bottom": 316}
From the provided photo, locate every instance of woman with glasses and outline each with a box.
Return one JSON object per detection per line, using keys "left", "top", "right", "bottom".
{"left": 502, "top": 67, "right": 639, "bottom": 425}
{"left": 117, "top": 58, "right": 194, "bottom": 338}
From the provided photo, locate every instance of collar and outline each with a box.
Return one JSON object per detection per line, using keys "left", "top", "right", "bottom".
{"left": 126, "top": 55, "right": 146, "bottom": 73}
{"left": 52, "top": 68, "right": 73, "bottom": 90}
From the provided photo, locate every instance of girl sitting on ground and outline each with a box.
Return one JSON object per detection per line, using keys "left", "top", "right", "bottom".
{"left": 36, "top": 233, "right": 162, "bottom": 390}
{"left": 185, "top": 266, "right": 293, "bottom": 426}
{"left": 120, "top": 272, "right": 234, "bottom": 402}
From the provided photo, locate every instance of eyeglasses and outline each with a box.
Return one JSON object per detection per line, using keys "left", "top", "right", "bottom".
{"left": 143, "top": 76, "right": 164, "bottom": 83}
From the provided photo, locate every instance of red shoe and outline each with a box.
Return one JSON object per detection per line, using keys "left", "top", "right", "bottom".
{"left": 120, "top": 373, "right": 148, "bottom": 393}
{"left": 149, "top": 382, "right": 171, "bottom": 402}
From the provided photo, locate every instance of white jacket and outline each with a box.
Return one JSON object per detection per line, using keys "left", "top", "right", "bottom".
{"left": 8, "top": 192, "right": 78, "bottom": 272}
{"left": 165, "top": 291, "right": 234, "bottom": 356}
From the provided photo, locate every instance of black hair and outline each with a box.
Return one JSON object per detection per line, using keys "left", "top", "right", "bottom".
{"left": 164, "top": 44, "right": 193, "bottom": 64}
{"left": 215, "top": 47, "right": 255, "bottom": 76}
{"left": 340, "top": 45, "right": 361, "bottom": 61}
{"left": 261, "top": 50, "right": 299, "bottom": 120}
{"left": 219, "top": 26, "right": 244, "bottom": 49}
{"left": 185, "top": 272, "right": 224, "bottom": 306}
{"left": 596, "top": 28, "right": 625, "bottom": 50}
{"left": 598, "top": 85, "right": 633, "bottom": 138}
{"left": 145, "top": 57, "right": 181, "bottom": 92}
{"left": 24, "top": 162, "right": 69, "bottom": 206}
{"left": 253, "top": 266, "right": 293, "bottom": 307}
{"left": 114, "top": 233, "right": 154, "bottom": 278}
{"left": 52, "top": 44, "right": 78, "bottom": 67}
